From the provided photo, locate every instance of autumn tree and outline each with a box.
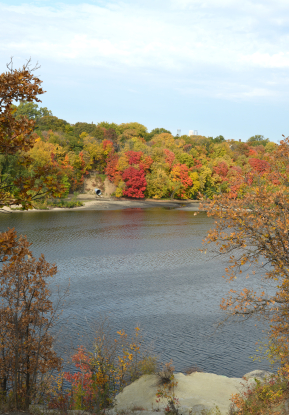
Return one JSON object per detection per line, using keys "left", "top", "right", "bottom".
{"left": 122, "top": 167, "right": 147, "bottom": 198}
{"left": 104, "top": 127, "right": 119, "bottom": 151}
{"left": 0, "top": 60, "right": 68, "bottom": 410}
{"left": 146, "top": 128, "right": 172, "bottom": 141}
{"left": 146, "top": 169, "right": 171, "bottom": 199}
{"left": 202, "top": 135, "right": 289, "bottom": 374}
{"left": 0, "top": 229, "right": 63, "bottom": 410}
{"left": 0, "top": 58, "right": 65, "bottom": 209}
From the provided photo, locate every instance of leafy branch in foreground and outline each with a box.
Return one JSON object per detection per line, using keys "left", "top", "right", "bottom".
{"left": 0, "top": 58, "right": 66, "bottom": 209}
{"left": 0, "top": 228, "right": 65, "bottom": 410}
{"left": 202, "top": 136, "right": 289, "bottom": 328}
{"left": 202, "top": 135, "right": 289, "bottom": 413}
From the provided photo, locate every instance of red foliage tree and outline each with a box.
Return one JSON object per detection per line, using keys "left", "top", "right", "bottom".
{"left": 229, "top": 166, "right": 242, "bottom": 174}
{"left": 248, "top": 158, "right": 271, "bottom": 174}
{"left": 122, "top": 167, "right": 147, "bottom": 198}
{"left": 248, "top": 147, "right": 258, "bottom": 157}
{"left": 102, "top": 140, "right": 114, "bottom": 152}
{"left": 139, "top": 156, "right": 153, "bottom": 172}
{"left": 105, "top": 154, "right": 120, "bottom": 183}
{"left": 213, "top": 161, "right": 229, "bottom": 179}
{"left": 173, "top": 164, "right": 193, "bottom": 187}
{"left": 125, "top": 151, "right": 143, "bottom": 165}
{"left": 171, "top": 164, "right": 193, "bottom": 199}
{"left": 193, "top": 159, "right": 202, "bottom": 169}
{"left": 164, "top": 149, "right": 175, "bottom": 168}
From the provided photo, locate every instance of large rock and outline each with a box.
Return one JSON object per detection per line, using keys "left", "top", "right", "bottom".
{"left": 243, "top": 370, "right": 274, "bottom": 381}
{"left": 112, "top": 371, "right": 273, "bottom": 415}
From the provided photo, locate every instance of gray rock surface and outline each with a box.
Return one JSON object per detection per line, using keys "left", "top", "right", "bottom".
{"left": 30, "top": 370, "right": 276, "bottom": 415}
{"left": 243, "top": 370, "right": 274, "bottom": 381}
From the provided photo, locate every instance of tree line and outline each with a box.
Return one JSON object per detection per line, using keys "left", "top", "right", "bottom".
{"left": 5, "top": 99, "right": 274, "bottom": 202}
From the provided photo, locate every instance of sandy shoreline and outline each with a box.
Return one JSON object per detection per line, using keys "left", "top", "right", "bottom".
{"left": 2, "top": 198, "right": 203, "bottom": 213}
{"left": 79, "top": 198, "right": 202, "bottom": 211}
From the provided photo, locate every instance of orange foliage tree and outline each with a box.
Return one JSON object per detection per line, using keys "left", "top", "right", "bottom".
{"left": 0, "top": 229, "right": 63, "bottom": 410}
{"left": 0, "top": 59, "right": 65, "bottom": 209}
{"left": 202, "top": 135, "right": 289, "bottom": 411}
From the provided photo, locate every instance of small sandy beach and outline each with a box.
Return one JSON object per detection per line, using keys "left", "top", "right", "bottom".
{"left": 76, "top": 197, "right": 202, "bottom": 211}
{"left": 3, "top": 197, "right": 203, "bottom": 213}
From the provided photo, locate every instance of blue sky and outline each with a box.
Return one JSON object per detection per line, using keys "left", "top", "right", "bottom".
{"left": 1, "top": 0, "right": 289, "bottom": 141}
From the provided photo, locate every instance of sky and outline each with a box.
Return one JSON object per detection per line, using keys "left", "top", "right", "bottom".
{"left": 1, "top": 0, "right": 289, "bottom": 141}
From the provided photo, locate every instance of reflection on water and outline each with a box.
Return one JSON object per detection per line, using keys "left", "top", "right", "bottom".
{"left": 0, "top": 209, "right": 270, "bottom": 377}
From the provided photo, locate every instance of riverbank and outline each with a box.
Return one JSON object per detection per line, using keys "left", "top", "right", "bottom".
{"left": 3, "top": 198, "right": 203, "bottom": 212}
{"left": 76, "top": 197, "right": 202, "bottom": 211}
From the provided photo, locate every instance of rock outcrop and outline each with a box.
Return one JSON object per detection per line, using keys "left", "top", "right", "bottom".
{"left": 29, "top": 370, "right": 275, "bottom": 415}
{"left": 111, "top": 370, "right": 274, "bottom": 415}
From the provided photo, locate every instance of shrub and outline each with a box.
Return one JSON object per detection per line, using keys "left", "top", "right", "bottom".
{"left": 229, "top": 374, "right": 289, "bottom": 415}
{"left": 48, "top": 325, "right": 158, "bottom": 413}
{"left": 0, "top": 230, "right": 63, "bottom": 410}
{"left": 47, "top": 199, "right": 84, "bottom": 208}
{"left": 156, "top": 361, "right": 179, "bottom": 415}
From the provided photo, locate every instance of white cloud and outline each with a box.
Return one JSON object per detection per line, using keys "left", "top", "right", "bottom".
{"left": 1, "top": 0, "right": 289, "bottom": 100}
{"left": 170, "top": 0, "right": 289, "bottom": 11}
{"left": 240, "top": 52, "right": 289, "bottom": 68}
{"left": 171, "top": 0, "right": 245, "bottom": 9}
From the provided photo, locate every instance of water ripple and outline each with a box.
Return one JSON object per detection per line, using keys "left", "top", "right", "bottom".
{"left": 0, "top": 209, "right": 271, "bottom": 377}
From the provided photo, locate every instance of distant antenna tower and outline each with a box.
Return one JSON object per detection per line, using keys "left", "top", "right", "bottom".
{"left": 177, "top": 129, "right": 181, "bottom": 137}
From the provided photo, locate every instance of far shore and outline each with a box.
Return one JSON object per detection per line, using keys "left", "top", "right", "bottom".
{"left": 2, "top": 196, "right": 204, "bottom": 213}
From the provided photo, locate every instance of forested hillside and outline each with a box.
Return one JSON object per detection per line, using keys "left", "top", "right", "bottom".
{"left": 6, "top": 101, "right": 275, "bottom": 200}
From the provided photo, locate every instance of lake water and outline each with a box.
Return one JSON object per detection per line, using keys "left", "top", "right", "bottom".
{"left": 0, "top": 208, "right": 271, "bottom": 377}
